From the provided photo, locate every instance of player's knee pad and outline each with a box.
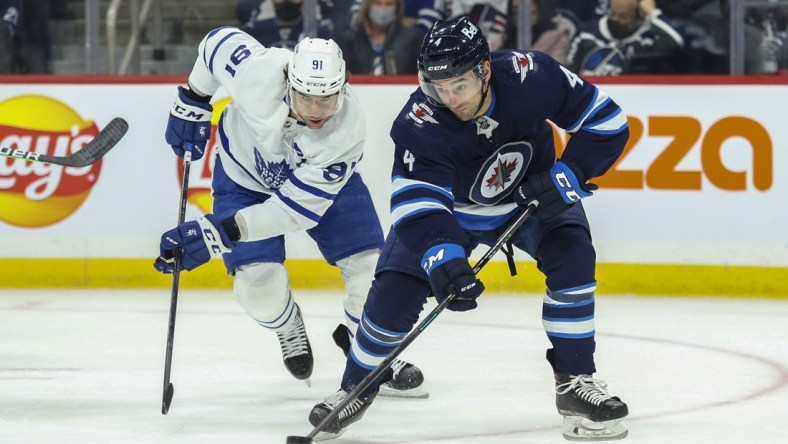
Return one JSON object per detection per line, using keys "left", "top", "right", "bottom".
{"left": 538, "top": 225, "right": 596, "bottom": 289}
{"left": 233, "top": 262, "right": 291, "bottom": 326}
{"left": 336, "top": 249, "right": 379, "bottom": 334}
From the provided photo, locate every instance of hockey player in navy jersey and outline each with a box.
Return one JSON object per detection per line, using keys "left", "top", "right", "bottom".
{"left": 308, "top": 15, "right": 630, "bottom": 441}
{"left": 153, "top": 28, "right": 425, "bottom": 397}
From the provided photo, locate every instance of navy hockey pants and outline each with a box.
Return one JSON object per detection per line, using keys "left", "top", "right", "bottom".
{"left": 341, "top": 203, "right": 597, "bottom": 395}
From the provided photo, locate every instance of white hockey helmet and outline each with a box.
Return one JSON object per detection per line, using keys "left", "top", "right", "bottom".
{"left": 287, "top": 38, "right": 347, "bottom": 120}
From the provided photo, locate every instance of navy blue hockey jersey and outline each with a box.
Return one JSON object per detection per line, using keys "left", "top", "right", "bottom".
{"left": 389, "top": 50, "right": 629, "bottom": 257}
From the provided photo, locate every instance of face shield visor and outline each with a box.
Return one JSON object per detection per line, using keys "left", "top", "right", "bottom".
{"left": 289, "top": 89, "right": 342, "bottom": 121}
{"left": 418, "top": 63, "right": 485, "bottom": 107}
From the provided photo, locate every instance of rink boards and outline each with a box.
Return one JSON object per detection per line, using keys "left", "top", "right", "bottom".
{"left": 0, "top": 75, "right": 786, "bottom": 296}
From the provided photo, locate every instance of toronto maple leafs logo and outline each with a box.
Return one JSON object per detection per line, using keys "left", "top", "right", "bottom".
{"left": 511, "top": 51, "right": 534, "bottom": 84}
{"left": 408, "top": 102, "right": 438, "bottom": 125}
{"left": 254, "top": 147, "right": 294, "bottom": 189}
{"left": 469, "top": 141, "right": 533, "bottom": 205}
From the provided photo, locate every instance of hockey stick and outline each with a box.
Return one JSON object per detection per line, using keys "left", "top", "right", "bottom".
{"left": 0, "top": 117, "right": 128, "bottom": 167}
{"left": 161, "top": 147, "right": 193, "bottom": 415}
{"left": 286, "top": 200, "right": 538, "bottom": 444}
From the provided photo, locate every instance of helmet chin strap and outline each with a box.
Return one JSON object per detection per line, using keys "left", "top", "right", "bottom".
{"left": 471, "top": 83, "right": 489, "bottom": 119}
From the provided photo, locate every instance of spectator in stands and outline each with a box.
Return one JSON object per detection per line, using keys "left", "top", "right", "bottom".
{"left": 567, "top": 0, "right": 685, "bottom": 75}
{"left": 13, "top": 0, "right": 52, "bottom": 73}
{"left": 0, "top": 0, "right": 19, "bottom": 73}
{"left": 338, "top": 0, "right": 422, "bottom": 75}
{"left": 503, "top": 0, "right": 575, "bottom": 65}
{"left": 685, "top": 0, "right": 766, "bottom": 74}
{"left": 351, "top": 0, "right": 441, "bottom": 35}
{"left": 243, "top": 0, "right": 333, "bottom": 50}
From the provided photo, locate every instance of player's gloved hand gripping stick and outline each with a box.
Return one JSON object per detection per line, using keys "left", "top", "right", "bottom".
{"left": 286, "top": 200, "right": 539, "bottom": 444}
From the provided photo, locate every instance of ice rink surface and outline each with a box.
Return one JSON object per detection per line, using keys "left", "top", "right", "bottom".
{"left": 1, "top": 289, "right": 786, "bottom": 444}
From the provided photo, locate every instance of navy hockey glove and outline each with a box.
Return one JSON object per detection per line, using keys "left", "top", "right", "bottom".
{"left": 422, "top": 243, "right": 485, "bottom": 312}
{"left": 154, "top": 214, "right": 237, "bottom": 273}
{"left": 514, "top": 160, "right": 598, "bottom": 221}
{"left": 164, "top": 86, "right": 212, "bottom": 160}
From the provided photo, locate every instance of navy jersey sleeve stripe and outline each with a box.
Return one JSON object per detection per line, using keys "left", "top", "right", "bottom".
{"left": 289, "top": 174, "right": 337, "bottom": 200}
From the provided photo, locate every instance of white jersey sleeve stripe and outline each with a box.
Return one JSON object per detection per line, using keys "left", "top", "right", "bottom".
{"left": 568, "top": 88, "right": 612, "bottom": 133}
{"left": 391, "top": 200, "right": 451, "bottom": 227}
{"left": 392, "top": 175, "right": 453, "bottom": 199}
{"left": 583, "top": 109, "right": 628, "bottom": 135}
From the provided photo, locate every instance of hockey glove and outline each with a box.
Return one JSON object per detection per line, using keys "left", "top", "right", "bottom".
{"left": 154, "top": 214, "right": 236, "bottom": 273}
{"left": 164, "top": 86, "right": 212, "bottom": 160}
{"left": 422, "top": 243, "right": 484, "bottom": 312}
{"left": 514, "top": 160, "right": 598, "bottom": 221}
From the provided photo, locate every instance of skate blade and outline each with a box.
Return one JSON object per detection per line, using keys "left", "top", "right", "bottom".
{"left": 312, "top": 429, "right": 344, "bottom": 441}
{"left": 378, "top": 383, "right": 429, "bottom": 399}
{"left": 561, "top": 416, "right": 628, "bottom": 441}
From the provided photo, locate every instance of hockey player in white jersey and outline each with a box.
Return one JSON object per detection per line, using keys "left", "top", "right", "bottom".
{"left": 153, "top": 27, "right": 425, "bottom": 397}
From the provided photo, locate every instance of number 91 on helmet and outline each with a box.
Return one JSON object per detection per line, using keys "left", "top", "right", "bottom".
{"left": 287, "top": 37, "right": 347, "bottom": 129}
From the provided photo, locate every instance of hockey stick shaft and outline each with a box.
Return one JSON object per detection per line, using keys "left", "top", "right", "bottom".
{"left": 161, "top": 148, "right": 192, "bottom": 415}
{"left": 300, "top": 201, "right": 538, "bottom": 441}
{"left": 0, "top": 117, "right": 128, "bottom": 167}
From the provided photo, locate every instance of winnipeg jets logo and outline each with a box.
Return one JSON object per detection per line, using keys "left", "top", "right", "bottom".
{"left": 254, "top": 148, "right": 294, "bottom": 189}
{"left": 511, "top": 52, "right": 534, "bottom": 83}
{"left": 485, "top": 155, "right": 518, "bottom": 191}
{"left": 469, "top": 141, "right": 532, "bottom": 204}
{"left": 475, "top": 116, "right": 499, "bottom": 139}
{"left": 408, "top": 102, "right": 438, "bottom": 125}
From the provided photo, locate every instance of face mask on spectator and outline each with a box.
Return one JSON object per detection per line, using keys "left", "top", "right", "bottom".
{"left": 369, "top": 7, "right": 396, "bottom": 27}
{"left": 607, "top": 18, "right": 641, "bottom": 39}
{"left": 275, "top": 1, "right": 302, "bottom": 22}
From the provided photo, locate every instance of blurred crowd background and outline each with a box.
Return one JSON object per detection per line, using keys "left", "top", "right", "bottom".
{"left": 1, "top": 0, "right": 786, "bottom": 75}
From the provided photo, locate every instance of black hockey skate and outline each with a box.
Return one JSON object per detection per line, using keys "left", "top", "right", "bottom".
{"left": 545, "top": 347, "right": 628, "bottom": 441}
{"left": 554, "top": 372, "right": 629, "bottom": 441}
{"left": 309, "top": 389, "right": 377, "bottom": 440}
{"left": 332, "top": 324, "right": 428, "bottom": 398}
{"left": 276, "top": 304, "right": 313, "bottom": 385}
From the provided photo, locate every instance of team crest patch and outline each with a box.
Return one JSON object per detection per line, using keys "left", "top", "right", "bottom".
{"left": 469, "top": 141, "right": 533, "bottom": 205}
{"left": 511, "top": 52, "right": 534, "bottom": 83}
{"left": 254, "top": 148, "right": 293, "bottom": 189}
{"left": 408, "top": 102, "right": 438, "bottom": 124}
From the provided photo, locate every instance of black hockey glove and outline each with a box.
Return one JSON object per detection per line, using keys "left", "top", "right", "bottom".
{"left": 514, "top": 160, "right": 598, "bottom": 221}
{"left": 422, "top": 243, "right": 484, "bottom": 312}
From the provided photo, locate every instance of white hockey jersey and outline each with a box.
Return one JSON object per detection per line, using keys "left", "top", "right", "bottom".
{"left": 187, "top": 27, "right": 366, "bottom": 241}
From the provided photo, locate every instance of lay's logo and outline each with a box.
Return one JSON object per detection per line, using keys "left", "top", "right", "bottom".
{"left": 0, "top": 95, "right": 102, "bottom": 227}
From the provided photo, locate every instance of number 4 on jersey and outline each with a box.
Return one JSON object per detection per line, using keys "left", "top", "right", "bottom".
{"left": 560, "top": 65, "right": 584, "bottom": 88}
{"left": 403, "top": 150, "right": 415, "bottom": 172}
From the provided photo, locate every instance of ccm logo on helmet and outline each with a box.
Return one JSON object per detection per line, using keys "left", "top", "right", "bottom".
{"left": 461, "top": 24, "right": 478, "bottom": 40}
{"left": 306, "top": 81, "right": 328, "bottom": 86}
{"left": 428, "top": 65, "right": 448, "bottom": 71}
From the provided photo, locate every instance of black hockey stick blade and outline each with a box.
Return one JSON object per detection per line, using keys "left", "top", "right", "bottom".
{"left": 286, "top": 201, "right": 538, "bottom": 443}
{"left": 162, "top": 382, "right": 174, "bottom": 414}
{"left": 0, "top": 117, "right": 128, "bottom": 167}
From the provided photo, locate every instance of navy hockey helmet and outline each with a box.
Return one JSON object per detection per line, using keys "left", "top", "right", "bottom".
{"left": 417, "top": 15, "right": 490, "bottom": 82}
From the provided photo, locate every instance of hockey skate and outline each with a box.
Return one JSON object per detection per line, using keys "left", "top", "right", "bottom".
{"left": 555, "top": 373, "right": 629, "bottom": 441}
{"left": 276, "top": 304, "right": 313, "bottom": 385}
{"left": 332, "top": 324, "right": 428, "bottom": 398}
{"left": 308, "top": 389, "right": 377, "bottom": 441}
